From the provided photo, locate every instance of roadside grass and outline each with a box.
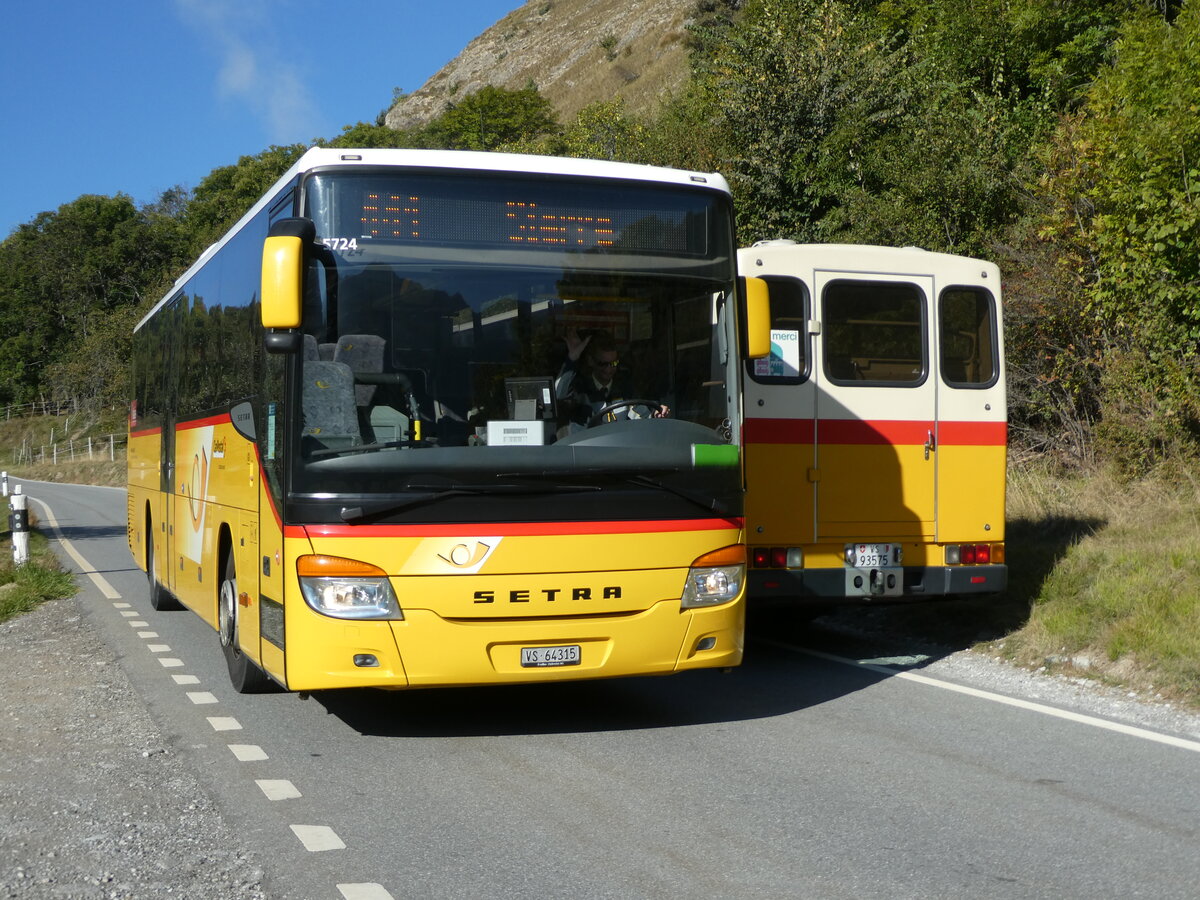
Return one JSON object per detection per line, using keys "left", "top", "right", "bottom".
{"left": 995, "top": 461, "right": 1200, "bottom": 707}
{"left": 0, "top": 528, "right": 78, "bottom": 624}
{"left": 0, "top": 411, "right": 125, "bottom": 487}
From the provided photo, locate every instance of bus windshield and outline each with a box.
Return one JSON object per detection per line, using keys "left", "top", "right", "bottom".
{"left": 290, "top": 170, "right": 739, "bottom": 506}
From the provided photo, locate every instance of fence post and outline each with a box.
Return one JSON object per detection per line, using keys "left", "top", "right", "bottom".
{"left": 1, "top": 471, "right": 7, "bottom": 497}
{"left": 10, "top": 485, "right": 29, "bottom": 566}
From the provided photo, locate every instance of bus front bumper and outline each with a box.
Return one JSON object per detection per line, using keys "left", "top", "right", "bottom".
{"left": 282, "top": 597, "right": 744, "bottom": 691}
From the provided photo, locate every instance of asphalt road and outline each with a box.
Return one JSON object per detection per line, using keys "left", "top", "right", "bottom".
{"left": 15, "top": 478, "right": 1200, "bottom": 899}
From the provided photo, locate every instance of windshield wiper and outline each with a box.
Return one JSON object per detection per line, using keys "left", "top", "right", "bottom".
{"left": 339, "top": 483, "right": 601, "bottom": 523}
{"left": 624, "top": 475, "right": 732, "bottom": 517}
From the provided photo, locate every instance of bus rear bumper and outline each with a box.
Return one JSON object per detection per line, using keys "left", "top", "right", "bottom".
{"left": 749, "top": 565, "right": 1007, "bottom": 604}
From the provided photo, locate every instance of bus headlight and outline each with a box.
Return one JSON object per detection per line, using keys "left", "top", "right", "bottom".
{"left": 680, "top": 545, "right": 745, "bottom": 609}
{"left": 297, "top": 555, "right": 402, "bottom": 620}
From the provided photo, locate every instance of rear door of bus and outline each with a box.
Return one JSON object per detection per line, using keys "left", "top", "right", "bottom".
{"left": 812, "top": 272, "right": 936, "bottom": 543}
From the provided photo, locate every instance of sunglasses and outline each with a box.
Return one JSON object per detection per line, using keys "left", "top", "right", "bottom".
{"left": 592, "top": 358, "right": 620, "bottom": 369}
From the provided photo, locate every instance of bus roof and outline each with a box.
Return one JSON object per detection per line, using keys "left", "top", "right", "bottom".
{"left": 738, "top": 242, "right": 1001, "bottom": 283}
{"left": 136, "top": 148, "right": 731, "bottom": 333}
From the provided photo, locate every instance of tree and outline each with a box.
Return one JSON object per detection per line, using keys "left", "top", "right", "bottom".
{"left": 327, "top": 121, "right": 418, "bottom": 149}
{"left": 1030, "top": 2, "right": 1200, "bottom": 472}
{"left": 0, "top": 192, "right": 189, "bottom": 406}
{"left": 420, "top": 84, "right": 560, "bottom": 151}
{"left": 184, "top": 144, "right": 307, "bottom": 251}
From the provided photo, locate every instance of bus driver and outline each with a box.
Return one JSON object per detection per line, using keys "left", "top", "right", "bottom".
{"left": 555, "top": 328, "right": 670, "bottom": 433}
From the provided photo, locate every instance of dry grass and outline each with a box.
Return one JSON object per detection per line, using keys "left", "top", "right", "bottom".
{"left": 0, "top": 411, "right": 125, "bottom": 487}
{"left": 6, "top": 456, "right": 125, "bottom": 487}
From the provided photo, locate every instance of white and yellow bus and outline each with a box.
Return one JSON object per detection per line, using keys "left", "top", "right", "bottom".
{"left": 739, "top": 242, "right": 1006, "bottom": 607}
{"left": 128, "top": 148, "right": 769, "bottom": 692}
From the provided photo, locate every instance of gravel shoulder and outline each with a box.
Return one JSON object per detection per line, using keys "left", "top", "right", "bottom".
{"left": 0, "top": 596, "right": 266, "bottom": 900}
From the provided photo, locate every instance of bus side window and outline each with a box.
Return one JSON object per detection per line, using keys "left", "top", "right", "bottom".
{"left": 939, "top": 287, "right": 998, "bottom": 388}
{"left": 746, "top": 276, "right": 809, "bottom": 384}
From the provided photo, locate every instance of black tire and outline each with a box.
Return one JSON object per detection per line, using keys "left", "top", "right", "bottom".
{"left": 218, "top": 552, "right": 274, "bottom": 693}
{"left": 147, "top": 528, "right": 181, "bottom": 611}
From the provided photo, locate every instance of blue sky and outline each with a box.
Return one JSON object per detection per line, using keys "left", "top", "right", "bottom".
{"left": 0, "top": 0, "right": 520, "bottom": 238}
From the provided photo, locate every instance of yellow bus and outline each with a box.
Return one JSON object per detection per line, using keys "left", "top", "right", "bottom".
{"left": 128, "top": 148, "right": 769, "bottom": 692}
{"left": 739, "top": 242, "right": 1006, "bottom": 608}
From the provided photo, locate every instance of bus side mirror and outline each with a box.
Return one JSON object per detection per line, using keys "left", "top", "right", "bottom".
{"left": 261, "top": 217, "right": 315, "bottom": 352}
{"left": 740, "top": 276, "right": 771, "bottom": 359}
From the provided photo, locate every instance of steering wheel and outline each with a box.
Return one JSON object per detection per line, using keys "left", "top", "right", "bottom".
{"left": 588, "top": 399, "right": 665, "bottom": 427}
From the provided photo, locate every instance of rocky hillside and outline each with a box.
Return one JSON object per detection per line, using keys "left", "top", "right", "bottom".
{"left": 384, "top": 0, "right": 696, "bottom": 130}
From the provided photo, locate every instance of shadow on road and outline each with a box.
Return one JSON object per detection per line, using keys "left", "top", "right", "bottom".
{"left": 313, "top": 619, "right": 887, "bottom": 737}
{"left": 42, "top": 523, "right": 129, "bottom": 542}
{"left": 311, "top": 509, "right": 1106, "bottom": 738}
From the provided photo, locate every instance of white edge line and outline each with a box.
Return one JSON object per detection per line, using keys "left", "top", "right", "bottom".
{"left": 777, "top": 642, "right": 1200, "bottom": 754}
{"left": 26, "top": 496, "right": 121, "bottom": 600}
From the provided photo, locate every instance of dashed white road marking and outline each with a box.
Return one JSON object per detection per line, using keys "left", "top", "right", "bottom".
{"left": 291, "top": 825, "right": 345, "bottom": 852}
{"left": 338, "top": 884, "right": 395, "bottom": 900}
{"left": 28, "top": 486, "right": 401, "bottom": 899}
{"left": 257, "top": 779, "right": 302, "bottom": 801}
{"left": 27, "top": 496, "right": 121, "bottom": 599}
{"left": 228, "top": 744, "right": 268, "bottom": 762}
{"left": 786, "top": 644, "right": 1200, "bottom": 754}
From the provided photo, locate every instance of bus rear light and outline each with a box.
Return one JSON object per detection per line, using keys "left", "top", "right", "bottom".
{"left": 946, "top": 544, "right": 1003, "bottom": 566}
{"left": 751, "top": 547, "right": 803, "bottom": 569}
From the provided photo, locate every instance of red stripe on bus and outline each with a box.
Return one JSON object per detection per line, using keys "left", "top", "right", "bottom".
{"left": 745, "top": 418, "right": 1006, "bottom": 446}
{"left": 820, "top": 419, "right": 932, "bottom": 444}
{"left": 744, "top": 419, "right": 815, "bottom": 443}
{"left": 938, "top": 421, "right": 1008, "bottom": 445}
{"left": 129, "top": 426, "right": 163, "bottom": 438}
{"left": 292, "top": 518, "right": 743, "bottom": 539}
{"left": 176, "top": 412, "right": 233, "bottom": 431}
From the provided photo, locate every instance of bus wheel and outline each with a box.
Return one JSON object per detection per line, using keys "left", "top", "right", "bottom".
{"left": 147, "top": 531, "right": 181, "bottom": 611}
{"left": 218, "top": 554, "right": 273, "bottom": 693}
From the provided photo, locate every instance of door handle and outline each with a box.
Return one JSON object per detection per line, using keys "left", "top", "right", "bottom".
{"left": 924, "top": 429, "right": 936, "bottom": 460}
